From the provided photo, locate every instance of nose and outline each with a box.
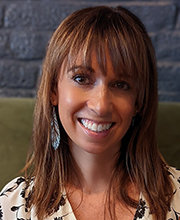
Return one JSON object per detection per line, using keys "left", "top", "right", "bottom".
{"left": 87, "top": 84, "right": 113, "bottom": 117}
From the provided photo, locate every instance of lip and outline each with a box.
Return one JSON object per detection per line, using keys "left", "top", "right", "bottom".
{"left": 78, "top": 118, "right": 115, "bottom": 138}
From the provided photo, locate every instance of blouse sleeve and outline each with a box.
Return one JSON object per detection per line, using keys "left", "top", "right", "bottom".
{"left": 0, "top": 177, "right": 31, "bottom": 220}
{"left": 167, "top": 167, "right": 180, "bottom": 219}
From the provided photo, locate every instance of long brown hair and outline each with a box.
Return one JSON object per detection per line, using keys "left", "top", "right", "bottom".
{"left": 25, "top": 6, "right": 173, "bottom": 219}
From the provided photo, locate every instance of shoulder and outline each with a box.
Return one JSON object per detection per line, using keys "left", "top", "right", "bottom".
{"left": 168, "top": 166, "right": 180, "bottom": 189}
{"left": 0, "top": 177, "right": 33, "bottom": 219}
{"left": 167, "top": 167, "right": 180, "bottom": 218}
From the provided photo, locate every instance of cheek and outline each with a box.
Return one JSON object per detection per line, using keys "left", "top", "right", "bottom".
{"left": 117, "top": 95, "right": 136, "bottom": 118}
{"left": 57, "top": 91, "right": 75, "bottom": 136}
{"left": 59, "top": 87, "right": 75, "bottom": 106}
{"left": 57, "top": 85, "right": 83, "bottom": 124}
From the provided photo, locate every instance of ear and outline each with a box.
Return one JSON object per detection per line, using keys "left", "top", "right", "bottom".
{"left": 50, "top": 90, "right": 58, "bottom": 106}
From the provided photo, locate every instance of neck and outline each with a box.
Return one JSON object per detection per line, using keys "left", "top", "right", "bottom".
{"left": 69, "top": 141, "right": 119, "bottom": 194}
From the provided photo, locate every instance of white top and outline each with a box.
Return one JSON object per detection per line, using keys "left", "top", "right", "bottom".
{"left": 0, "top": 167, "right": 180, "bottom": 220}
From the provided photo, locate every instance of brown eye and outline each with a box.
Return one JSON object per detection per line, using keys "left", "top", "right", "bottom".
{"left": 73, "top": 74, "right": 91, "bottom": 85}
{"left": 111, "top": 81, "right": 130, "bottom": 90}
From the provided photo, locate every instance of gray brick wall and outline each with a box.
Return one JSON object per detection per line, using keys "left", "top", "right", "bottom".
{"left": 0, "top": 0, "right": 179, "bottom": 101}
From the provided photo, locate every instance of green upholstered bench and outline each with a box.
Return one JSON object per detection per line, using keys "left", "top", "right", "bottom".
{"left": 0, "top": 98, "right": 180, "bottom": 190}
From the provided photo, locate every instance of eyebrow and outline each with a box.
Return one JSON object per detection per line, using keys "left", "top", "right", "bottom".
{"left": 68, "top": 65, "right": 94, "bottom": 73}
{"left": 67, "top": 65, "right": 133, "bottom": 81}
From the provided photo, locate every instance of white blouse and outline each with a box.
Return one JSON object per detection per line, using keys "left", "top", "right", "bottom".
{"left": 0, "top": 167, "right": 179, "bottom": 220}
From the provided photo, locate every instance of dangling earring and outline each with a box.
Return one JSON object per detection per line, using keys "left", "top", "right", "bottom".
{"left": 51, "top": 106, "right": 60, "bottom": 150}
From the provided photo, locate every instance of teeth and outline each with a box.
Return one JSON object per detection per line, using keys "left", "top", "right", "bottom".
{"left": 81, "top": 119, "right": 112, "bottom": 133}
{"left": 88, "top": 123, "right": 91, "bottom": 129}
{"left": 97, "top": 124, "right": 103, "bottom": 132}
{"left": 91, "top": 123, "right": 97, "bottom": 131}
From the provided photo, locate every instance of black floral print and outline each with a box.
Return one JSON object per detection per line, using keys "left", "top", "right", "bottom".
{"left": 0, "top": 177, "right": 32, "bottom": 220}
{"left": 0, "top": 177, "right": 25, "bottom": 198}
{"left": 177, "top": 177, "right": 180, "bottom": 185}
{"left": 0, "top": 167, "right": 179, "bottom": 219}
{"left": 172, "top": 208, "right": 180, "bottom": 220}
{"left": 134, "top": 199, "right": 147, "bottom": 219}
{"left": 0, "top": 205, "right": 3, "bottom": 220}
{"left": 11, "top": 205, "right": 24, "bottom": 219}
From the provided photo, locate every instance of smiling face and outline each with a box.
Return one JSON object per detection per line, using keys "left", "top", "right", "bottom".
{"left": 53, "top": 50, "right": 137, "bottom": 155}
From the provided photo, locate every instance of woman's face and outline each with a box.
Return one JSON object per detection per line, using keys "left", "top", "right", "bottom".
{"left": 53, "top": 50, "right": 137, "bottom": 155}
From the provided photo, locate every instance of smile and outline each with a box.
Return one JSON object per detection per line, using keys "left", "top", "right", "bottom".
{"left": 80, "top": 118, "right": 114, "bottom": 133}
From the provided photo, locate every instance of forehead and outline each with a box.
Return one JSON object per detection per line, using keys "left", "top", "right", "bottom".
{"left": 65, "top": 47, "right": 134, "bottom": 80}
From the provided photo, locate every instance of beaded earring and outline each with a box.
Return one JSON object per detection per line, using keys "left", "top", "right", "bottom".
{"left": 51, "top": 106, "right": 60, "bottom": 150}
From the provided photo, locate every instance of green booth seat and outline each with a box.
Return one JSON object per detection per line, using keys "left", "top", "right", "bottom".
{"left": 0, "top": 98, "right": 180, "bottom": 190}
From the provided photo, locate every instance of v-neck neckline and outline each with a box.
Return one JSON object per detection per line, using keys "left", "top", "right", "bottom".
{"left": 55, "top": 190, "right": 150, "bottom": 220}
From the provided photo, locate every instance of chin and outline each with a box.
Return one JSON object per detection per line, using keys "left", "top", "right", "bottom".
{"left": 80, "top": 144, "right": 114, "bottom": 155}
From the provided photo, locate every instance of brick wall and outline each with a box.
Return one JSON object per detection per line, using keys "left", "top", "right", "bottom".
{"left": 0, "top": 0, "right": 180, "bottom": 101}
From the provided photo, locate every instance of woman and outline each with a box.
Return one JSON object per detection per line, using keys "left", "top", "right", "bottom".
{"left": 0, "top": 6, "right": 179, "bottom": 220}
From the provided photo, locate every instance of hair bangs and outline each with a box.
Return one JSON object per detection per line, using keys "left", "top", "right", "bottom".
{"left": 61, "top": 6, "right": 147, "bottom": 110}
{"left": 65, "top": 11, "right": 143, "bottom": 81}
